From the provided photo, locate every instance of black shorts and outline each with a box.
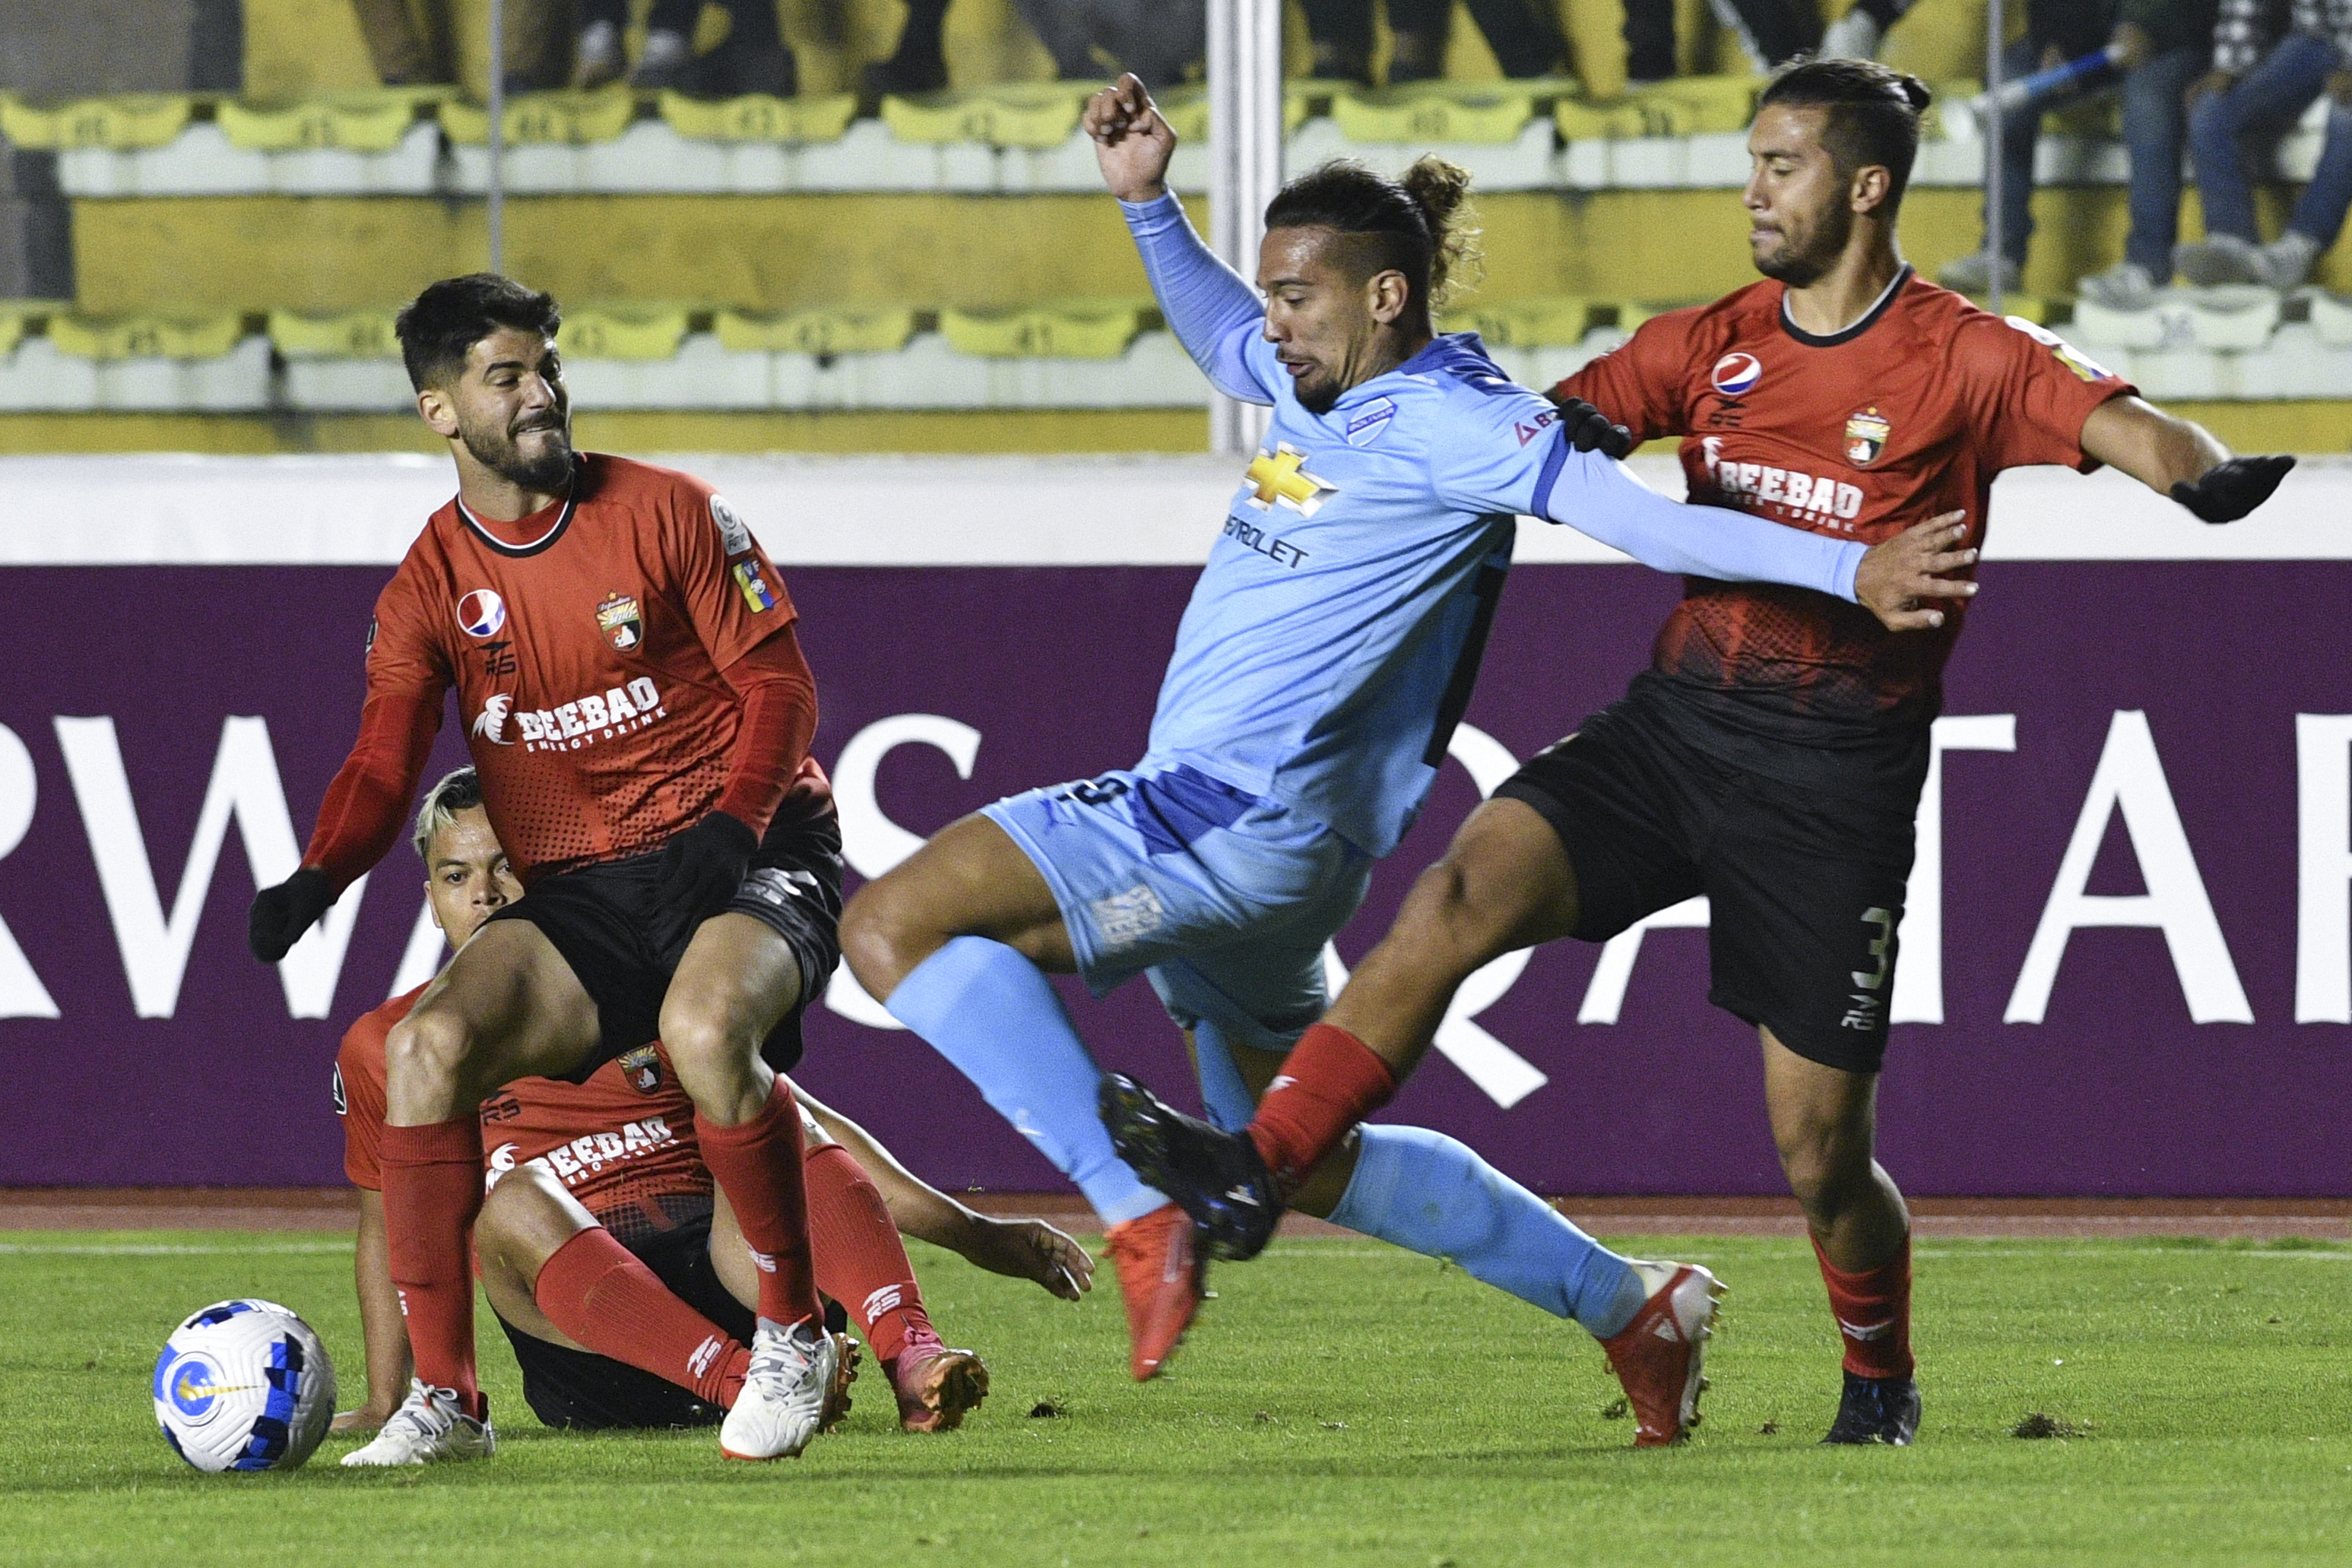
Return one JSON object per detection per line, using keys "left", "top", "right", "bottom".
{"left": 496, "top": 1202, "right": 754, "bottom": 1430}
{"left": 1494, "top": 686, "right": 1917, "bottom": 1074}
{"left": 490, "top": 812, "right": 843, "bottom": 1082}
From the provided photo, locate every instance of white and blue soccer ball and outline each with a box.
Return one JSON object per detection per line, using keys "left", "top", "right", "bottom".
{"left": 152, "top": 1299, "right": 337, "bottom": 1472}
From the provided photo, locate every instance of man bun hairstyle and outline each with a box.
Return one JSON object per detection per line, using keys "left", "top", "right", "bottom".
{"left": 394, "top": 273, "right": 561, "bottom": 393}
{"left": 1263, "top": 155, "right": 1485, "bottom": 316}
{"left": 1758, "top": 57, "right": 1932, "bottom": 212}
{"left": 412, "top": 765, "right": 485, "bottom": 862}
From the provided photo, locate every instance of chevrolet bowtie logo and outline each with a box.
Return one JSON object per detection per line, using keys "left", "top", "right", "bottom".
{"left": 1244, "top": 444, "right": 1336, "bottom": 517}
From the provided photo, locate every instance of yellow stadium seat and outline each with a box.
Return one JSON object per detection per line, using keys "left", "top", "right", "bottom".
{"left": 268, "top": 309, "right": 404, "bottom": 360}
{"left": 1331, "top": 86, "right": 1538, "bottom": 145}
{"left": 217, "top": 95, "right": 420, "bottom": 154}
{"left": 1443, "top": 297, "right": 1597, "bottom": 347}
{"left": 439, "top": 87, "right": 636, "bottom": 147}
{"left": 1555, "top": 97, "right": 1687, "bottom": 140}
{"left": 1155, "top": 86, "right": 1314, "bottom": 144}
{"left": 880, "top": 84, "right": 1092, "bottom": 150}
{"left": 0, "top": 93, "right": 193, "bottom": 151}
{"left": 49, "top": 313, "right": 246, "bottom": 361}
{"left": 940, "top": 301, "right": 1147, "bottom": 359}
{"left": 0, "top": 300, "right": 63, "bottom": 360}
{"left": 558, "top": 305, "right": 693, "bottom": 360}
{"left": 1634, "top": 75, "right": 1761, "bottom": 134}
{"left": 658, "top": 91, "right": 859, "bottom": 145}
{"left": 715, "top": 308, "right": 918, "bottom": 355}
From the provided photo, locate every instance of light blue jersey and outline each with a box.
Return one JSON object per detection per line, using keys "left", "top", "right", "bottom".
{"left": 1121, "top": 192, "right": 1862, "bottom": 857}
{"left": 1144, "top": 327, "right": 1583, "bottom": 855}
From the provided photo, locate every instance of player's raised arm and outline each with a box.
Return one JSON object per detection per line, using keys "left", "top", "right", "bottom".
{"left": 1086, "top": 73, "right": 1273, "bottom": 404}
{"left": 2078, "top": 396, "right": 2295, "bottom": 522}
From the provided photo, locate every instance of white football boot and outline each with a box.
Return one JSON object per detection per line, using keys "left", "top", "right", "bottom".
{"left": 719, "top": 1317, "right": 841, "bottom": 1462}
{"left": 341, "top": 1380, "right": 495, "bottom": 1467}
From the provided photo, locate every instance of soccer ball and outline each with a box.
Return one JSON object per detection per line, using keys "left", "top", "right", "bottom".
{"left": 152, "top": 1299, "right": 337, "bottom": 1472}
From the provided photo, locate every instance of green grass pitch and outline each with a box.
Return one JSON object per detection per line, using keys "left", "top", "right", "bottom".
{"left": 5, "top": 1229, "right": 2350, "bottom": 1566}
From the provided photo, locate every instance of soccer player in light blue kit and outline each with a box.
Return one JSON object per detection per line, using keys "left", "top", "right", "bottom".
{"left": 839, "top": 74, "right": 1975, "bottom": 1421}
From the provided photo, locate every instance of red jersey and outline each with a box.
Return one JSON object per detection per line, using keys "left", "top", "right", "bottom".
{"left": 363, "top": 453, "right": 830, "bottom": 883}
{"left": 1559, "top": 271, "right": 2131, "bottom": 781}
{"left": 335, "top": 987, "right": 711, "bottom": 1234}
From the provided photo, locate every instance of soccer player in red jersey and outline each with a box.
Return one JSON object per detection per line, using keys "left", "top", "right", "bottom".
{"left": 1104, "top": 59, "right": 2293, "bottom": 1446}
{"left": 249, "top": 274, "right": 848, "bottom": 1465}
{"left": 331, "top": 770, "right": 1092, "bottom": 1441}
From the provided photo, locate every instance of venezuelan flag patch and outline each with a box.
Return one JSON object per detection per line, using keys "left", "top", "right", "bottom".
{"left": 731, "top": 560, "right": 777, "bottom": 613}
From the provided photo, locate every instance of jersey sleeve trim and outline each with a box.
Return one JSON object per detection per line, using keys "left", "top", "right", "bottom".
{"left": 1529, "top": 426, "right": 1575, "bottom": 518}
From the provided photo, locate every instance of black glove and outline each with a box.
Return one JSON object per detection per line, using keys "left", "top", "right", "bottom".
{"left": 1554, "top": 395, "right": 1634, "bottom": 461}
{"left": 656, "top": 811, "right": 756, "bottom": 939}
{"left": 249, "top": 868, "right": 334, "bottom": 963}
{"left": 2172, "top": 454, "right": 2293, "bottom": 523}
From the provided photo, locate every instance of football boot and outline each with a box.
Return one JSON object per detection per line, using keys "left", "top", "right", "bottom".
{"left": 1102, "top": 1202, "right": 1204, "bottom": 1380}
{"left": 886, "top": 1332, "right": 990, "bottom": 1433}
{"left": 719, "top": 1317, "right": 846, "bottom": 1461}
{"left": 1597, "top": 1260, "right": 1723, "bottom": 1447}
{"left": 340, "top": 1380, "right": 494, "bottom": 1467}
{"left": 1821, "top": 1370, "right": 1921, "bottom": 1446}
{"left": 1100, "top": 1072, "right": 1284, "bottom": 1262}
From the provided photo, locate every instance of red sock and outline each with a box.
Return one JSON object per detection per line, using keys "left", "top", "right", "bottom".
{"left": 534, "top": 1226, "right": 752, "bottom": 1408}
{"left": 1813, "top": 1233, "right": 1916, "bottom": 1380}
{"left": 803, "top": 1142, "right": 933, "bottom": 1366}
{"left": 1248, "top": 1024, "right": 1399, "bottom": 1190}
{"left": 380, "top": 1117, "right": 487, "bottom": 1418}
{"left": 695, "top": 1078, "right": 820, "bottom": 1329}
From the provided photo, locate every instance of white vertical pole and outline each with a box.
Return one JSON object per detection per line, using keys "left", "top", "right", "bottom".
{"left": 1206, "top": 0, "right": 1280, "bottom": 456}
{"left": 1983, "top": 0, "right": 2003, "bottom": 314}
{"left": 487, "top": 0, "right": 507, "bottom": 274}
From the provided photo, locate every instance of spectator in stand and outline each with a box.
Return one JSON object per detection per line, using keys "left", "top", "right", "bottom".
{"left": 1013, "top": 0, "right": 1206, "bottom": 87}
{"left": 575, "top": 0, "right": 798, "bottom": 96}
{"left": 866, "top": 0, "right": 953, "bottom": 94}
{"left": 1622, "top": 0, "right": 1818, "bottom": 84}
{"left": 2175, "top": 0, "right": 2352, "bottom": 290}
{"left": 1821, "top": 0, "right": 1913, "bottom": 61}
{"left": 351, "top": 0, "right": 566, "bottom": 90}
{"left": 1300, "top": 0, "right": 1570, "bottom": 84}
{"left": 1938, "top": 2, "right": 2217, "bottom": 309}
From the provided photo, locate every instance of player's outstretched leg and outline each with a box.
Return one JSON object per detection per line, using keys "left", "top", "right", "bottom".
{"left": 799, "top": 1134, "right": 988, "bottom": 1431}
{"left": 661, "top": 914, "right": 836, "bottom": 1461}
{"left": 1105, "top": 797, "right": 1729, "bottom": 1443}
{"left": 350, "top": 919, "right": 603, "bottom": 1467}
{"left": 1762, "top": 1031, "right": 1919, "bottom": 1445}
{"left": 843, "top": 813, "right": 1201, "bottom": 1382}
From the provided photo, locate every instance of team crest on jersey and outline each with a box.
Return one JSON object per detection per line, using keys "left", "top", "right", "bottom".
{"left": 1844, "top": 407, "right": 1892, "bottom": 467}
{"left": 731, "top": 562, "right": 777, "bottom": 613}
{"left": 1711, "top": 352, "right": 1764, "bottom": 396}
{"left": 1345, "top": 398, "right": 1396, "bottom": 447}
{"left": 596, "top": 591, "right": 643, "bottom": 651}
{"left": 617, "top": 1046, "right": 663, "bottom": 1094}
{"left": 1241, "top": 443, "right": 1336, "bottom": 518}
{"left": 455, "top": 588, "right": 507, "bottom": 638}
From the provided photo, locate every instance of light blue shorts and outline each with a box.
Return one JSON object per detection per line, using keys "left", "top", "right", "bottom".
{"left": 982, "top": 764, "right": 1374, "bottom": 1076}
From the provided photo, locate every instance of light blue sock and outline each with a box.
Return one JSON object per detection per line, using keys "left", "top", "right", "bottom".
{"left": 885, "top": 936, "right": 1168, "bottom": 1227}
{"left": 1328, "top": 1125, "right": 1646, "bottom": 1338}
